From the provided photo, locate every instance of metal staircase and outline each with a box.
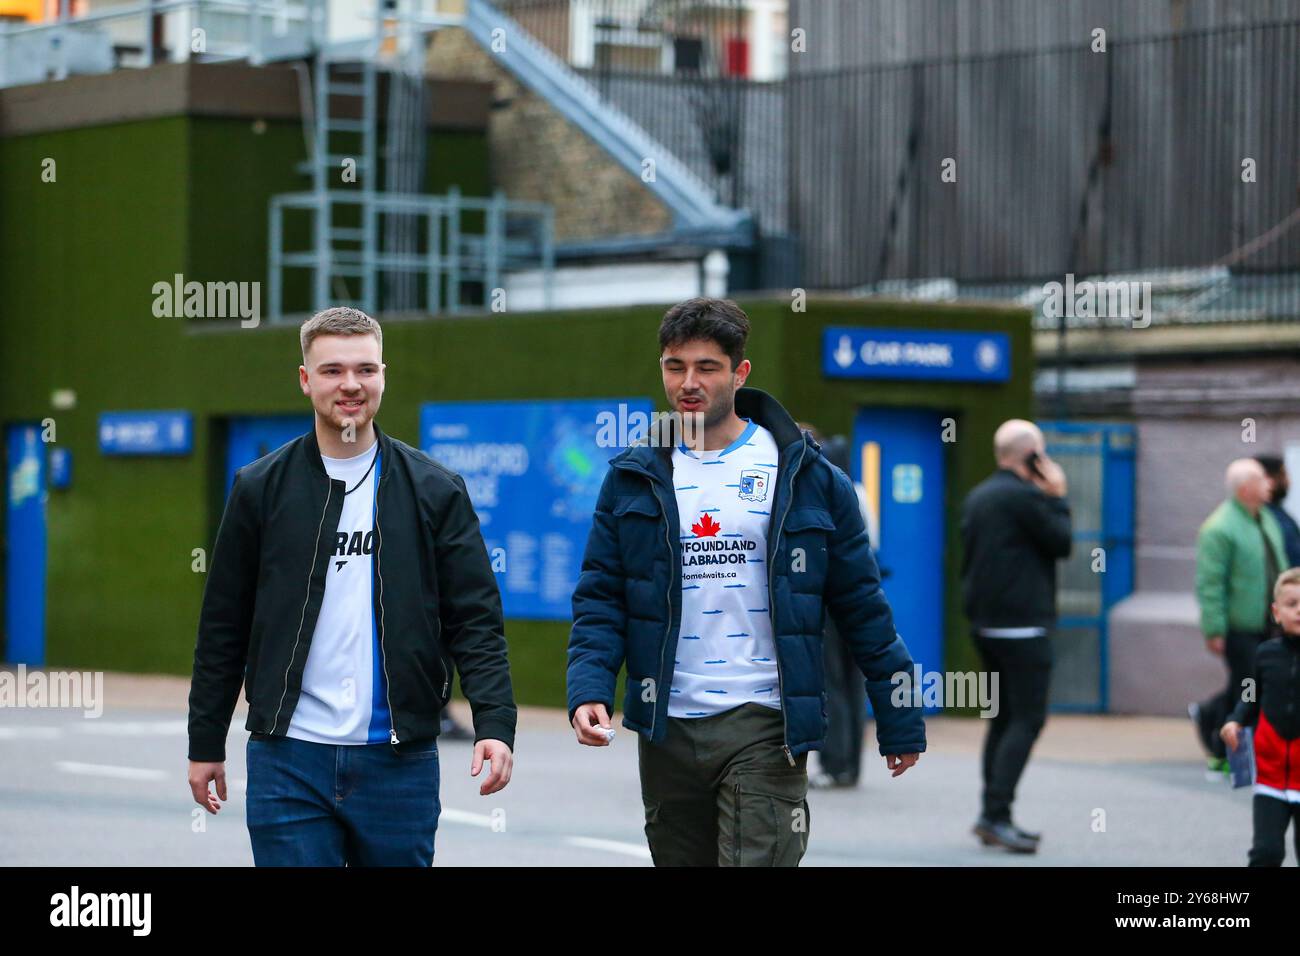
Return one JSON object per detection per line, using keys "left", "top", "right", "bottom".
{"left": 269, "top": 0, "right": 555, "bottom": 320}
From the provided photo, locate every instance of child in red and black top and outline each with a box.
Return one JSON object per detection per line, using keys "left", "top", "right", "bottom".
{"left": 1222, "top": 567, "right": 1300, "bottom": 866}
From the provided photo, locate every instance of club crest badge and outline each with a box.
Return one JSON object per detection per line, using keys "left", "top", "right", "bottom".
{"left": 738, "top": 468, "right": 770, "bottom": 502}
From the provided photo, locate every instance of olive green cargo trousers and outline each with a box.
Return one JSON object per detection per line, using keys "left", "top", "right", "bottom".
{"left": 637, "top": 702, "right": 810, "bottom": 867}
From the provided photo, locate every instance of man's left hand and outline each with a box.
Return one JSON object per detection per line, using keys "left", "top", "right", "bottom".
{"left": 885, "top": 753, "right": 920, "bottom": 778}
{"left": 471, "top": 739, "right": 514, "bottom": 796}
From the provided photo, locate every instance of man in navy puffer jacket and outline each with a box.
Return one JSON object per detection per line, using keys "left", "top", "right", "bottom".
{"left": 567, "top": 297, "right": 925, "bottom": 866}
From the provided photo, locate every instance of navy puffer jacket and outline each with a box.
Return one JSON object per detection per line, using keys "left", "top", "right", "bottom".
{"left": 566, "top": 387, "right": 927, "bottom": 760}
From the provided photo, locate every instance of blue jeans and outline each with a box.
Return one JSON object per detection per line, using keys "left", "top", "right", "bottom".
{"left": 246, "top": 733, "right": 441, "bottom": 866}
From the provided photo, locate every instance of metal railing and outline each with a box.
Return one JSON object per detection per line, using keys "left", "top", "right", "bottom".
{"left": 789, "top": 21, "right": 1300, "bottom": 309}
{"left": 269, "top": 187, "right": 555, "bottom": 319}
{"left": 0, "top": 0, "right": 316, "bottom": 85}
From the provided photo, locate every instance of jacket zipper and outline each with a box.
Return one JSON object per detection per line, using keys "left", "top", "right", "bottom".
{"left": 270, "top": 477, "right": 333, "bottom": 734}
{"left": 769, "top": 440, "right": 807, "bottom": 766}
{"left": 374, "top": 453, "right": 400, "bottom": 745}
{"left": 434, "top": 616, "right": 450, "bottom": 703}
{"left": 647, "top": 479, "right": 675, "bottom": 743}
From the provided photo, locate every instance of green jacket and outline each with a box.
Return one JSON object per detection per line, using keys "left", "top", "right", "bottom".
{"left": 1195, "top": 498, "right": 1287, "bottom": 638}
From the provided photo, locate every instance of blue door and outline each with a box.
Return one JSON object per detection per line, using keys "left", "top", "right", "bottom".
{"left": 225, "top": 416, "right": 313, "bottom": 495}
{"left": 1039, "top": 421, "right": 1136, "bottom": 712}
{"left": 851, "top": 408, "right": 946, "bottom": 678}
{"left": 5, "top": 423, "right": 47, "bottom": 664}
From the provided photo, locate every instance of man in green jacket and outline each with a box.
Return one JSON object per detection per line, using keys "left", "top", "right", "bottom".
{"left": 1192, "top": 458, "right": 1287, "bottom": 766}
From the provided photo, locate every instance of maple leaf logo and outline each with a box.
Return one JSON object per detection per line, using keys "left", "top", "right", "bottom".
{"left": 691, "top": 513, "right": 721, "bottom": 537}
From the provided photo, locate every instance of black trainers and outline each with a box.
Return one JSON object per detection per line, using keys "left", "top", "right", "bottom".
{"left": 1012, "top": 823, "right": 1041, "bottom": 843}
{"left": 973, "top": 817, "right": 1038, "bottom": 854}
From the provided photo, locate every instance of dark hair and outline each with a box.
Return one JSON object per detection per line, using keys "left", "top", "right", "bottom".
{"left": 658, "top": 297, "right": 750, "bottom": 370}
{"left": 1255, "top": 454, "right": 1285, "bottom": 477}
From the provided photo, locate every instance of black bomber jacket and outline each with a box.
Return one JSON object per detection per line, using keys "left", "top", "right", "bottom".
{"left": 187, "top": 422, "right": 516, "bottom": 762}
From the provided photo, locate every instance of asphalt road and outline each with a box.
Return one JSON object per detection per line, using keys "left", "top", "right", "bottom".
{"left": 0, "top": 695, "right": 1277, "bottom": 867}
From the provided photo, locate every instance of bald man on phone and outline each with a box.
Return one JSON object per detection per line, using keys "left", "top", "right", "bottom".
{"left": 960, "top": 420, "right": 1072, "bottom": 854}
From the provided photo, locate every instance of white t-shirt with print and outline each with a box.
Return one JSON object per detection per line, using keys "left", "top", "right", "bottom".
{"left": 668, "top": 419, "right": 782, "bottom": 718}
{"left": 286, "top": 439, "right": 393, "bottom": 744}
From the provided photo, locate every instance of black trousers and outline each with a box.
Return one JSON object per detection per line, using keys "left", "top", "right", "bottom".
{"left": 1198, "top": 630, "right": 1268, "bottom": 760}
{"left": 973, "top": 633, "right": 1053, "bottom": 823}
{"left": 819, "top": 619, "right": 866, "bottom": 782}
{"left": 1249, "top": 794, "right": 1300, "bottom": 866}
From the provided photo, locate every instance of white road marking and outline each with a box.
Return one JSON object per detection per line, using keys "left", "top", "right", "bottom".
{"left": 439, "top": 808, "right": 496, "bottom": 828}
{"left": 563, "top": 836, "right": 652, "bottom": 859}
{"left": 0, "top": 721, "right": 188, "bottom": 739}
{"left": 56, "top": 761, "right": 169, "bottom": 781}
{"left": 76, "top": 720, "right": 188, "bottom": 736}
{"left": 0, "top": 726, "right": 63, "bottom": 739}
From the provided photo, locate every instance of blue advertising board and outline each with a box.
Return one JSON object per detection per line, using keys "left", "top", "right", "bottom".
{"left": 420, "top": 397, "right": 655, "bottom": 620}
{"left": 99, "top": 411, "right": 193, "bottom": 456}
{"left": 5, "top": 424, "right": 46, "bottom": 664}
{"left": 49, "top": 448, "right": 72, "bottom": 489}
{"left": 823, "top": 327, "right": 1010, "bottom": 383}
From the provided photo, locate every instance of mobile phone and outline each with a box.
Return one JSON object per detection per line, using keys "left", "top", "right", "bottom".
{"left": 1025, "top": 450, "right": 1046, "bottom": 480}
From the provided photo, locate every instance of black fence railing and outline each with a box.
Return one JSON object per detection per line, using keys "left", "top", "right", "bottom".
{"left": 787, "top": 21, "right": 1300, "bottom": 304}
{"left": 489, "top": 5, "right": 1300, "bottom": 317}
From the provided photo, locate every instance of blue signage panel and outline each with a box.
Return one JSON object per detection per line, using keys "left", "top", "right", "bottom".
{"left": 420, "top": 397, "right": 654, "bottom": 620}
{"left": 99, "top": 411, "right": 193, "bottom": 456}
{"left": 49, "top": 448, "right": 72, "bottom": 489}
{"left": 5, "top": 424, "right": 46, "bottom": 664}
{"left": 823, "top": 327, "right": 1011, "bottom": 383}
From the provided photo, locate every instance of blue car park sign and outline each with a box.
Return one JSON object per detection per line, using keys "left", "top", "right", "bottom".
{"left": 823, "top": 327, "right": 1011, "bottom": 383}
{"left": 420, "top": 397, "right": 653, "bottom": 620}
{"left": 99, "top": 411, "right": 194, "bottom": 456}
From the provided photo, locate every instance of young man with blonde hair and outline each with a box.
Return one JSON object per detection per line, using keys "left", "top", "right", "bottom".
{"left": 187, "top": 306, "right": 515, "bottom": 866}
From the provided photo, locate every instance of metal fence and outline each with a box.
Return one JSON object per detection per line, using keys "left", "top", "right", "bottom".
{"left": 788, "top": 21, "right": 1300, "bottom": 302}
{"left": 498, "top": 6, "right": 1300, "bottom": 306}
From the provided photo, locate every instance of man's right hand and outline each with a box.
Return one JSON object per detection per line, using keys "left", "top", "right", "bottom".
{"left": 1030, "top": 455, "right": 1068, "bottom": 498}
{"left": 1207, "top": 635, "right": 1225, "bottom": 656}
{"left": 1220, "top": 721, "right": 1241, "bottom": 752}
{"left": 189, "top": 761, "right": 227, "bottom": 814}
{"left": 572, "top": 703, "right": 613, "bottom": 746}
